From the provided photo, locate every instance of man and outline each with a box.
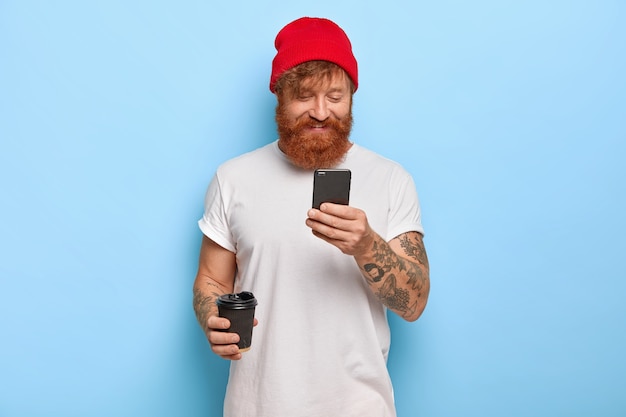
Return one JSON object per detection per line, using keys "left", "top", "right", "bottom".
{"left": 193, "top": 17, "right": 430, "bottom": 417}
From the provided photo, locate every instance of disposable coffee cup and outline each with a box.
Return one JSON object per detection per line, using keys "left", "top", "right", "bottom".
{"left": 216, "top": 291, "right": 258, "bottom": 353}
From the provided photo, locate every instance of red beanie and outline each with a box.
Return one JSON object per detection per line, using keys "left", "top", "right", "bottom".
{"left": 269, "top": 17, "right": 358, "bottom": 93}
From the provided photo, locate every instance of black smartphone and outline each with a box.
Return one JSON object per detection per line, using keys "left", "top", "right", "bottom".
{"left": 312, "top": 169, "right": 351, "bottom": 209}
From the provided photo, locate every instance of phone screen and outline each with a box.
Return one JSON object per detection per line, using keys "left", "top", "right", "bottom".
{"left": 312, "top": 169, "right": 351, "bottom": 209}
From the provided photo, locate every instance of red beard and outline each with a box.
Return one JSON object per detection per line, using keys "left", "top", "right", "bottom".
{"left": 276, "top": 105, "right": 353, "bottom": 170}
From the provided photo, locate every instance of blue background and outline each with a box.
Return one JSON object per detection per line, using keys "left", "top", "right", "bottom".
{"left": 1, "top": 1, "right": 625, "bottom": 416}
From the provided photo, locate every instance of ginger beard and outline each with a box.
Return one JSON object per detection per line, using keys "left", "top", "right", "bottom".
{"left": 276, "top": 103, "right": 353, "bottom": 170}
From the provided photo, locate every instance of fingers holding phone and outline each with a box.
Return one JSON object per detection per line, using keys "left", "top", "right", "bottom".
{"left": 307, "top": 203, "right": 374, "bottom": 255}
{"left": 308, "top": 169, "right": 375, "bottom": 255}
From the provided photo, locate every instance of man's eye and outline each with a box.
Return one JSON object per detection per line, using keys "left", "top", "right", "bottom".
{"left": 328, "top": 96, "right": 342, "bottom": 102}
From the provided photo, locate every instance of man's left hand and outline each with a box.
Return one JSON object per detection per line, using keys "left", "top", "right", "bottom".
{"left": 305, "top": 203, "right": 375, "bottom": 256}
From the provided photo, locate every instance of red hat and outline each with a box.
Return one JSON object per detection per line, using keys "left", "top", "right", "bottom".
{"left": 270, "top": 17, "right": 358, "bottom": 93}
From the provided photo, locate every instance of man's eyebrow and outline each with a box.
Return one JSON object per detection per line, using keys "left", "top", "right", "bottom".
{"left": 297, "top": 84, "right": 348, "bottom": 95}
{"left": 327, "top": 87, "right": 347, "bottom": 94}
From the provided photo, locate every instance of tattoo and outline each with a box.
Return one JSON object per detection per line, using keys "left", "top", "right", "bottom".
{"left": 398, "top": 234, "right": 429, "bottom": 291}
{"left": 364, "top": 263, "right": 385, "bottom": 282}
{"left": 361, "top": 233, "right": 429, "bottom": 316}
{"left": 192, "top": 282, "right": 222, "bottom": 330}
{"left": 371, "top": 239, "right": 399, "bottom": 277}
{"left": 405, "top": 263, "right": 424, "bottom": 292}
{"left": 398, "top": 234, "right": 429, "bottom": 267}
{"left": 375, "top": 274, "right": 410, "bottom": 312}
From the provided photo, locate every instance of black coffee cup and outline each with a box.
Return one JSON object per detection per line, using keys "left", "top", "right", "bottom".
{"left": 216, "top": 292, "right": 258, "bottom": 352}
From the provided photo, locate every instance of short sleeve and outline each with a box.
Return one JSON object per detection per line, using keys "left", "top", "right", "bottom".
{"left": 385, "top": 169, "right": 424, "bottom": 241}
{"left": 197, "top": 173, "right": 237, "bottom": 253}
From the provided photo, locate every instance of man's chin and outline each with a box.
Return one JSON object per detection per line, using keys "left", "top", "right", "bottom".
{"left": 281, "top": 142, "right": 351, "bottom": 170}
{"left": 288, "top": 154, "right": 347, "bottom": 170}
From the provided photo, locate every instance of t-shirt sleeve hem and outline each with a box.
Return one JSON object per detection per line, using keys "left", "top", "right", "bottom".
{"left": 386, "top": 223, "right": 425, "bottom": 242}
{"left": 198, "top": 219, "right": 236, "bottom": 253}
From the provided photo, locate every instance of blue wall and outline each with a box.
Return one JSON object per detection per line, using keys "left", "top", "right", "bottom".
{"left": 1, "top": 1, "right": 625, "bottom": 416}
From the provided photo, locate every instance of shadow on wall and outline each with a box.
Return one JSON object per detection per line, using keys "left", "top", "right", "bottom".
{"left": 173, "top": 219, "right": 232, "bottom": 415}
{"left": 183, "top": 312, "right": 231, "bottom": 414}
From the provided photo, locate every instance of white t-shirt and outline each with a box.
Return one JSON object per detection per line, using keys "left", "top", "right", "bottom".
{"left": 199, "top": 140, "right": 423, "bottom": 417}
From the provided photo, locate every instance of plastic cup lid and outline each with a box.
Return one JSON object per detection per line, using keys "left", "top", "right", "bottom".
{"left": 217, "top": 291, "right": 258, "bottom": 308}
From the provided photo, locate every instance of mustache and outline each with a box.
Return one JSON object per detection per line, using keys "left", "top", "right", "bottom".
{"left": 292, "top": 115, "right": 344, "bottom": 132}
{"left": 275, "top": 103, "right": 349, "bottom": 135}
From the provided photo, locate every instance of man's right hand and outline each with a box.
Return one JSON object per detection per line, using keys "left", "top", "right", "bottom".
{"left": 194, "top": 236, "right": 250, "bottom": 360}
{"left": 206, "top": 316, "right": 259, "bottom": 361}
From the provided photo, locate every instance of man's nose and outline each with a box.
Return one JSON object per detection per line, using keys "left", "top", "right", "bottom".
{"left": 309, "top": 96, "right": 330, "bottom": 121}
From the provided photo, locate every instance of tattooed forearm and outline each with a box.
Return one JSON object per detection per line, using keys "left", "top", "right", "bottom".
{"left": 364, "top": 263, "right": 385, "bottom": 282}
{"left": 375, "top": 274, "right": 410, "bottom": 312}
{"left": 358, "top": 231, "right": 430, "bottom": 321}
{"left": 193, "top": 281, "right": 223, "bottom": 331}
{"left": 398, "top": 233, "right": 427, "bottom": 264}
{"left": 371, "top": 239, "right": 400, "bottom": 275}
